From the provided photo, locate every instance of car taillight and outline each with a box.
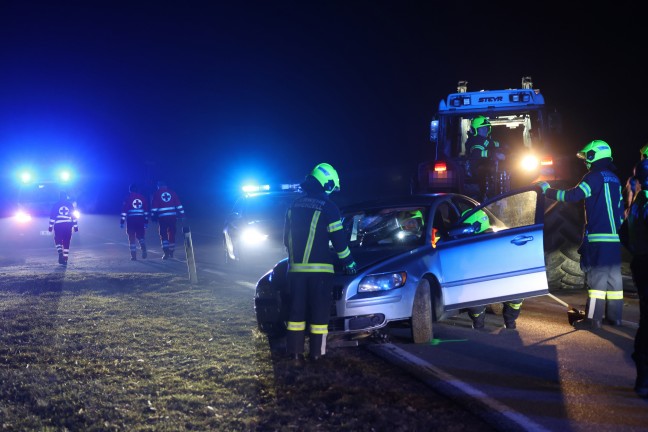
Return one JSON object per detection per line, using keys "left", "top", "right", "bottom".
{"left": 434, "top": 161, "right": 447, "bottom": 172}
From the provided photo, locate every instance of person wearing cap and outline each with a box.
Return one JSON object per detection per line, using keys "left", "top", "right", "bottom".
{"left": 537, "top": 140, "right": 624, "bottom": 331}
{"left": 283, "top": 162, "right": 357, "bottom": 367}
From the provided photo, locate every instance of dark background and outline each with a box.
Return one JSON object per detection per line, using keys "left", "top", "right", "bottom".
{"left": 1, "top": 1, "right": 645, "bottom": 215}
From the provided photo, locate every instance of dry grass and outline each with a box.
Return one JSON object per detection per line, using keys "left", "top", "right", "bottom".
{"left": 0, "top": 271, "right": 492, "bottom": 431}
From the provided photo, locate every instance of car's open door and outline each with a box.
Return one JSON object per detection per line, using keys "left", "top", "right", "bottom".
{"left": 438, "top": 186, "right": 549, "bottom": 310}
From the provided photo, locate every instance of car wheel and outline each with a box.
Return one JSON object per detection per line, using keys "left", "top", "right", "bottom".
{"left": 411, "top": 279, "right": 433, "bottom": 344}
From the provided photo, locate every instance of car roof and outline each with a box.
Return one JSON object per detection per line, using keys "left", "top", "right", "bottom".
{"left": 340, "top": 193, "right": 472, "bottom": 212}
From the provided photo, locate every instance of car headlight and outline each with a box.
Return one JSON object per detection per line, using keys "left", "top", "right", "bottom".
{"left": 358, "top": 272, "right": 407, "bottom": 293}
{"left": 241, "top": 226, "right": 269, "bottom": 244}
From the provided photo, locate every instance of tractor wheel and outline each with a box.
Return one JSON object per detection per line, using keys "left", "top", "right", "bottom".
{"left": 543, "top": 199, "right": 585, "bottom": 290}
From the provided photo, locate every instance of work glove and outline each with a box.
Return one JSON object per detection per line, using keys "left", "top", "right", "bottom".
{"left": 48, "top": 227, "right": 53, "bottom": 232}
{"left": 535, "top": 181, "right": 550, "bottom": 194}
{"left": 74, "top": 226, "right": 79, "bottom": 233}
{"left": 120, "top": 223, "right": 124, "bottom": 229}
{"left": 343, "top": 261, "right": 358, "bottom": 275}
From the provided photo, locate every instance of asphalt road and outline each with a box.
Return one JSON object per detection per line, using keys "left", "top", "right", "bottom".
{"left": 3, "top": 213, "right": 646, "bottom": 431}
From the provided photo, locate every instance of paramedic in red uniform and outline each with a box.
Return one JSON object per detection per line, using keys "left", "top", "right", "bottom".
{"left": 48, "top": 191, "right": 79, "bottom": 265}
{"left": 150, "top": 180, "right": 185, "bottom": 260}
{"left": 120, "top": 183, "right": 149, "bottom": 261}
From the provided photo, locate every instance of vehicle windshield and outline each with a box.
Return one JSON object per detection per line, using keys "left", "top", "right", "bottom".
{"left": 242, "top": 194, "right": 298, "bottom": 221}
{"left": 342, "top": 206, "right": 428, "bottom": 248}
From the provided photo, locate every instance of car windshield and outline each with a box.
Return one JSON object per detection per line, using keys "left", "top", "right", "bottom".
{"left": 243, "top": 194, "right": 297, "bottom": 221}
{"left": 342, "top": 206, "right": 428, "bottom": 248}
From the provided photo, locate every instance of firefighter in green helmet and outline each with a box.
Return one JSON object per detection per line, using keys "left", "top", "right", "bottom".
{"left": 465, "top": 115, "right": 508, "bottom": 201}
{"left": 461, "top": 208, "right": 524, "bottom": 330}
{"left": 283, "top": 162, "right": 358, "bottom": 366}
{"left": 537, "top": 140, "right": 624, "bottom": 330}
{"left": 624, "top": 143, "right": 648, "bottom": 214}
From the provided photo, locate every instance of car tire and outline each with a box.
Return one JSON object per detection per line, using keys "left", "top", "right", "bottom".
{"left": 411, "top": 279, "right": 433, "bottom": 344}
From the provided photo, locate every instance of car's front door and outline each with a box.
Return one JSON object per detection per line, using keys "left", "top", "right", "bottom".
{"left": 437, "top": 187, "right": 549, "bottom": 310}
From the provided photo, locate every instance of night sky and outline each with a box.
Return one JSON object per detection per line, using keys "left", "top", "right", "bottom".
{"left": 1, "top": 2, "right": 646, "bottom": 215}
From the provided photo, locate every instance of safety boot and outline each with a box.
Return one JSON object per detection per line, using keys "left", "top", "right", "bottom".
{"left": 58, "top": 252, "right": 65, "bottom": 265}
{"left": 130, "top": 251, "right": 137, "bottom": 261}
{"left": 141, "top": 246, "right": 147, "bottom": 259}
{"left": 162, "top": 247, "right": 170, "bottom": 260}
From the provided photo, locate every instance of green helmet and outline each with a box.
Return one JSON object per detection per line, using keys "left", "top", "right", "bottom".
{"left": 462, "top": 209, "right": 490, "bottom": 234}
{"left": 470, "top": 115, "right": 491, "bottom": 135}
{"left": 310, "top": 162, "right": 340, "bottom": 194}
{"left": 577, "top": 140, "right": 612, "bottom": 168}
{"left": 640, "top": 144, "right": 648, "bottom": 160}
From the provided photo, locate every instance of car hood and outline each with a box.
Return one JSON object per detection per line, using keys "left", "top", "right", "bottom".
{"left": 335, "top": 245, "right": 416, "bottom": 272}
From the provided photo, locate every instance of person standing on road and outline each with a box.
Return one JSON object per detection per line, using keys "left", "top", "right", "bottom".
{"left": 48, "top": 191, "right": 79, "bottom": 266}
{"left": 620, "top": 158, "right": 648, "bottom": 398}
{"left": 284, "top": 163, "right": 357, "bottom": 366}
{"left": 537, "top": 140, "right": 624, "bottom": 330}
{"left": 462, "top": 209, "right": 524, "bottom": 330}
{"left": 150, "top": 180, "right": 185, "bottom": 260}
{"left": 623, "top": 143, "right": 648, "bottom": 216}
{"left": 465, "top": 115, "right": 508, "bottom": 201}
{"left": 120, "top": 183, "right": 149, "bottom": 261}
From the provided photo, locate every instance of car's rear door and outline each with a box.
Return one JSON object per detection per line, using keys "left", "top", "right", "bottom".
{"left": 437, "top": 187, "right": 549, "bottom": 310}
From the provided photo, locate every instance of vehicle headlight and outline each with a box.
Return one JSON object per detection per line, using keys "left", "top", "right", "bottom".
{"left": 358, "top": 272, "right": 407, "bottom": 293}
{"left": 241, "top": 226, "right": 268, "bottom": 244}
{"left": 14, "top": 210, "right": 32, "bottom": 223}
{"left": 520, "top": 154, "right": 539, "bottom": 172}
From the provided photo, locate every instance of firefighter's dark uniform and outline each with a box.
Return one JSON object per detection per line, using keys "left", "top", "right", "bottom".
{"left": 469, "top": 301, "right": 523, "bottom": 330}
{"left": 284, "top": 176, "right": 355, "bottom": 361}
{"left": 48, "top": 194, "right": 79, "bottom": 265}
{"left": 466, "top": 135, "right": 504, "bottom": 201}
{"left": 544, "top": 158, "right": 624, "bottom": 327}
{"left": 621, "top": 163, "right": 648, "bottom": 397}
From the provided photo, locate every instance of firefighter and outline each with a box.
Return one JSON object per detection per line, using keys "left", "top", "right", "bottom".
{"left": 538, "top": 140, "right": 624, "bottom": 330}
{"left": 284, "top": 163, "right": 357, "bottom": 366}
{"left": 465, "top": 115, "right": 508, "bottom": 201}
{"left": 624, "top": 143, "right": 648, "bottom": 216}
{"left": 620, "top": 158, "right": 648, "bottom": 398}
{"left": 120, "top": 183, "right": 149, "bottom": 261}
{"left": 48, "top": 191, "right": 79, "bottom": 265}
{"left": 462, "top": 209, "right": 523, "bottom": 330}
{"left": 150, "top": 180, "right": 185, "bottom": 260}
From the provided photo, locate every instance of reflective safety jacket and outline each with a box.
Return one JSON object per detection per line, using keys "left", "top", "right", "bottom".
{"left": 120, "top": 192, "right": 150, "bottom": 225}
{"left": 545, "top": 162, "right": 623, "bottom": 245}
{"left": 151, "top": 186, "right": 185, "bottom": 219}
{"left": 284, "top": 191, "right": 354, "bottom": 273}
{"left": 48, "top": 198, "right": 78, "bottom": 230}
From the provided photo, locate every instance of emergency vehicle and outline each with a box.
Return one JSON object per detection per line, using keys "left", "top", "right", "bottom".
{"left": 222, "top": 183, "right": 301, "bottom": 266}
{"left": 415, "top": 77, "right": 585, "bottom": 290}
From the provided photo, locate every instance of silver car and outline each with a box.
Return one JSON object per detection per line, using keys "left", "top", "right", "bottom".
{"left": 254, "top": 186, "right": 549, "bottom": 343}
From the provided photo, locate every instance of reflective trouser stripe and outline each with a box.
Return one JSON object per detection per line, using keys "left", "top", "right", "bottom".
{"left": 505, "top": 300, "right": 523, "bottom": 310}
{"left": 287, "top": 321, "right": 306, "bottom": 331}
{"left": 607, "top": 291, "right": 623, "bottom": 300}
{"left": 310, "top": 324, "right": 328, "bottom": 335}
{"left": 588, "top": 289, "right": 606, "bottom": 300}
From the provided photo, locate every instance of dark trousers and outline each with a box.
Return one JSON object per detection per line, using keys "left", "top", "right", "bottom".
{"left": 53, "top": 222, "right": 73, "bottom": 259}
{"left": 469, "top": 299, "right": 523, "bottom": 328}
{"left": 286, "top": 272, "right": 333, "bottom": 357}
{"left": 158, "top": 217, "right": 177, "bottom": 251}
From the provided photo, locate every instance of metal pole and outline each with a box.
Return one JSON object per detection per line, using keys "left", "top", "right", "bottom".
{"left": 183, "top": 226, "right": 198, "bottom": 284}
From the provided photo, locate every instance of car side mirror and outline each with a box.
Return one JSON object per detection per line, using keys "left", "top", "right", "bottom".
{"left": 448, "top": 223, "right": 476, "bottom": 237}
